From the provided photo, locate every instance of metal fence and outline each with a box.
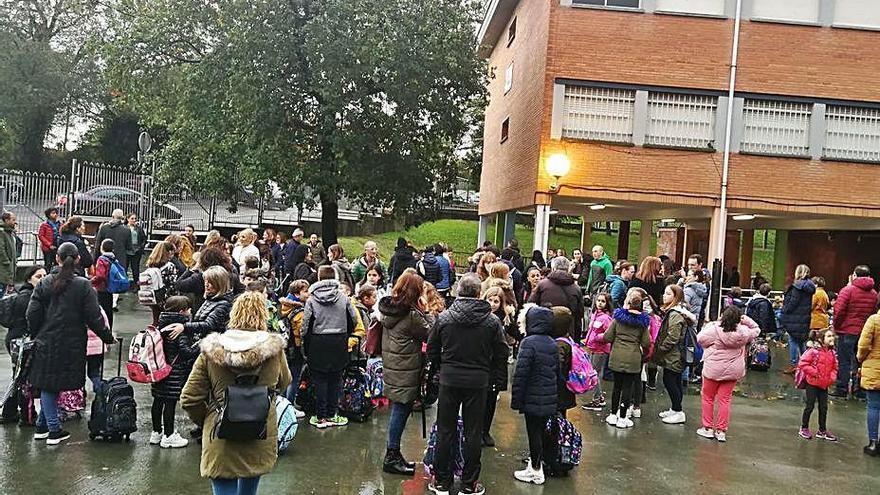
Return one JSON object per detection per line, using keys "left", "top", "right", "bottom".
{"left": 1, "top": 169, "right": 71, "bottom": 263}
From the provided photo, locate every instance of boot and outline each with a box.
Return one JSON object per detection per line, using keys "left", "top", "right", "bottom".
{"left": 865, "top": 440, "right": 879, "bottom": 457}
{"left": 482, "top": 431, "right": 495, "bottom": 447}
{"left": 383, "top": 448, "right": 415, "bottom": 475}
{"left": 398, "top": 449, "right": 416, "bottom": 469}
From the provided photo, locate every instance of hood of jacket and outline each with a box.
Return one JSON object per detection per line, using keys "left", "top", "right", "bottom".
{"left": 446, "top": 297, "right": 492, "bottom": 325}
{"left": 793, "top": 278, "right": 817, "bottom": 294}
{"left": 613, "top": 307, "right": 650, "bottom": 328}
{"left": 199, "top": 329, "right": 285, "bottom": 369}
{"left": 378, "top": 295, "right": 415, "bottom": 328}
{"left": 550, "top": 306, "right": 573, "bottom": 338}
{"left": 606, "top": 274, "right": 624, "bottom": 285}
{"left": 852, "top": 276, "right": 877, "bottom": 292}
{"left": 310, "top": 279, "right": 342, "bottom": 305}
{"left": 667, "top": 304, "right": 697, "bottom": 324}
{"left": 546, "top": 270, "right": 574, "bottom": 286}
{"left": 525, "top": 306, "right": 554, "bottom": 336}
{"left": 685, "top": 281, "right": 708, "bottom": 298}
{"left": 332, "top": 259, "right": 352, "bottom": 271}
{"left": 421, "top": 252, "right": 438, "bottom": 265}
{"left": 107, "top": 219, "right": 124, "bottom": 228}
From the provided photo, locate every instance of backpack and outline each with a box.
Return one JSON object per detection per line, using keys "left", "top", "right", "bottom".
{"left": 557, "top": 337, "right": 598, "bottom": 394}
{"left": 678, "top": 321, "right": 699, "bottom": 367}
{"left": 275, "top": 395, "right": 298, "bottom": 453}
{"left": 102, "top": 255, "right": 130, "bottom": 294}
{"left": 366, "top": 357, "right": 385, "bottom": 398}
{"left": 338, "top": 365, "right": 374, "bottom": 423}
{"left": 137, "top": 267, "right": 165, "bottom": 305}
{"left": 543, "top": 413, "right": 582, "bottom": 476}
{"left": 0, "top": 293, "right": 15, "bottom": 328}
{"left": 423, "top": 417, "right": 465, "bottom": 477}
{"left": 748, "top": 337, "right": 772, "bottom": 371}
{"left": 213, "top": 372, "right": 271, "bottom": 441}
{"left": 126, "top": 325, "right": 172, "bottom": 383}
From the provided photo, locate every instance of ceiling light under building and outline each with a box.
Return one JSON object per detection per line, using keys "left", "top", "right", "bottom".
{"left": 661, "top": 218, "right": 676, "bottom": 223}
{"left": 589, "top": 204, "right": 606, "bottom": 211}
{"left": 732, "top": 214, "right": 756, "bottom": 221}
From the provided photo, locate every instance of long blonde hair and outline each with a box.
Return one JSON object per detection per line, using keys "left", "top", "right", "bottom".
{"left": 794, "top": 264, "right": 811, "bottom": 281}
{"left": 147, "top": 241, "right": 174, "bottom": 268}
{"left": 422, "top": 281, "right": 446, "bottom": 315}
{"left": 203, "top": 265, "right": 230, "bottom": 298}
{"left": 229, "top": 291, "right": 268, "bottom": 331}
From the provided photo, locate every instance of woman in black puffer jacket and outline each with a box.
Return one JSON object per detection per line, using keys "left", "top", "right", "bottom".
{"left": 779, "top": 264, "right": 816, "bottom": 373}
{"left": 511, "top": 306, "right": 559, "bottom": 483}
{"left": 163, "top": 266, "right": 233, "bottom": 340}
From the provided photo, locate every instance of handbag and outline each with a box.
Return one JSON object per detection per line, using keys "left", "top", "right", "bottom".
{"left": 364, "top": 319, "right": 383, "bottom": 356}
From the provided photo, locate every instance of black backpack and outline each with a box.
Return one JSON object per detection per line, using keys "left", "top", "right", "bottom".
{"left": 0, "top": 293, "right": 16, "bottom": 328}
{"left": 213, "top": 372, "right": 271, "bottom": 441}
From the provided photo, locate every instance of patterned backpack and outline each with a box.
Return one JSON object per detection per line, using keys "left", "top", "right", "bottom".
{"left": 275, "top": 395, "right": 298, "bottom": 453}
{"left": 366, "top": 357, "right": 384, "bottom": 398}
{"left": 557, "top": 337, "right": 598, "bottom": 394}
{"left": 748, "top": 337, "right": 772, "bottom": 371}
{"left": 423, "top": 417, "right": 465, "bottom": 477}
{"left": 543, "top": 414, "right": 583, "bottom": 476}
{"left": 126, "top": 325, "right": 172, "bottom": 383}
{"left": 338, "top": 366, "right": 374, "bottom": 423}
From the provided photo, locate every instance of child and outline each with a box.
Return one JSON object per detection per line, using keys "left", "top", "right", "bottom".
{"left": 724, "top": 287, "right": 746, "bottom": 310}
{"left": 481, "top": 287, "right": 515, "bottom": 447}
{"left": 151, "top": 296, "right": 199, "bottom": 448}
{"left": 92, "top": 239, "right": 117, "bottom": 330}
{"left": 602, "top": 290, "right": 651, "bottom": 429}
{"left": 551, "top": 306, "right": 575, "bottom": 418}
{"left": 355, "top": 284, "right": 378, "bottom": 327}
{"left": 359, "top": 267, "right": 387, "bottom": 295}
{"left": 652, "top": 284, "right": 695, "bottom": 425}
{"left": 745, "top": 283, "right": 777, "bottom": 337}
{"left": 279, "top": 279, "right": 310, "bottom": 419}
{"left": 582, "top": 292, "right": 613, "bottom": 411}
{"left": 247, "top": 279, "right": 282, "bottom": 333}
{"left": 798, "top": 328, "right": 839, "bottom": 441}
{"left": 511, "top": 306, "right": 559, "bottom": 486}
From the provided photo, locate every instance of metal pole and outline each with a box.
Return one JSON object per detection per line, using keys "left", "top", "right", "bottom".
{"left": 0, "top": 186, "right": 6, "bottom": 212}
{"left": 147, "top": 156, "right": 157, "bottom": 237}
{"left": 68, "top": 158, "right": 78, "bottom": 217}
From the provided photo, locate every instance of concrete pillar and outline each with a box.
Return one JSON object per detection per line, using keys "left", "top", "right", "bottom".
{"left": 772, "top": 230, "right": 790, "bottom": 290}
{"left": 708, "top": 207, "right": 725, "bottom": 264}
{"left": 740, "top": 229, "right": 754, "bottom": 287}
{"left": 580, "top": 216, "right": 591, "bottom": 252}
{"left": 493, "top": 213, "right": 504, "bottom": 247}
{"left": 657, "top": 226, "right": 684, "bottom": 262}
{"left": 503, "top": 211, "right": 516, "bottom": 247}
{"left": 477, "top": 215, "right": 490, "bottom": 248}
{"left": 617, "top": 221, "right": 631, "bottom": 261}
{"left": 639, "top": 219, "right": 653, "bottom": 261}
{"left": 534, "top": 205, "right": 551, "bottom": 255}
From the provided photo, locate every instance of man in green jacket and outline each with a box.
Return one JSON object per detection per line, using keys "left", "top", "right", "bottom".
{"left": 586, "top": 245, "right": 614, "bottom": 292}
{"left": 351, "top": 241, "right": 388, "bottom": 288}
{"left": 0, "top": 212, "right": 18, "bottom": 293}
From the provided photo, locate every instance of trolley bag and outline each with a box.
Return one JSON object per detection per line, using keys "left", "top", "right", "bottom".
{"left": 88, "top": 338, "right": 138, "bottom": 442}
{"left": 295, "top": 365, "right": 316, "bottom": 417}
{"left": 748, "top": 337, "right": 772, "bottom": 371}
{"left": 338, "top": 364, "right": 374, "bottom": 423}
{"left": 542, "top": 413, "right": 583, "bottom": 476}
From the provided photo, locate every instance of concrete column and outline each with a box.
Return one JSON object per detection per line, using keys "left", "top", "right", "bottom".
{"left": 708, "top": 207, "right": 725, "bottom": 264}
{"left": 633, "top": 90, "right": 649, "bottom": 146}
{"left": 617, "top": 221, "right": 631, "bottom": 261}
{"left": 534, "top": 205, "right": 551, "bottom": 255}
{"left": 477, "top": 215, "right": 490, "bottom": 248}
{"left": 639, "top": 219, "right": 653, "bottom": 261}
{"left": 809, "top": 103, "right": 827, "bottom": 160}
{"left": 550, "top": 83, "right": 565, "bottom": 140}
{"left": 772, "top": 230, "right": 790, "bottom": 290}
{"left": 580, "top": 216, "right": 591, "bottom": 252}
{"left": 740, "top": 229, "right": 754, "bottom": 287}
{"left": 503, "top": 211, "right": 517, "bottom": 247}
{"left": 493, "top": 213, "right": 504, "bottom": 247}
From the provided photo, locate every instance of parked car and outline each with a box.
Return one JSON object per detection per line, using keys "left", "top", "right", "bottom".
{"left": 56, "top": 185, "right": 182, "bottom": 228}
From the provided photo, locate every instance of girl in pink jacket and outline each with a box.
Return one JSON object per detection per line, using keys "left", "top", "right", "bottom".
{"left": 582, "top": 293, "right": 613, "bottom": 411}
{"left": 797, "top": 328, "right": 839, "bottom": 441}
{"left": 696, "top": 306, "right": 760, "bottom": 442}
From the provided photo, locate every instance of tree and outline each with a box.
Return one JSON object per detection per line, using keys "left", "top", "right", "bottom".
{"left": 104, "top": 0, "right": 486, "bottom": 245}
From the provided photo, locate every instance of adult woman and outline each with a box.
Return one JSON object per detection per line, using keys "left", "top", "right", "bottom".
{"left": 164, "top": 234, "right": 190, "bottom": 273}
{"left": 127, "top": 213, "right": 147, "bottom": 287}
{"left": 26, "top": 242, "right": 113, "bottom": 444}
{"left": 181, "top": 291, "right": 290, "bottom": 495}
{"left": 263, "top": 229, "right": 281, "bottom": 275}
{"left": 570, "top": 248, "right": 588, "bottom": 290}
{"left": 476, "top": 252, "right": 497, "bottom": 282}
{"left": 165, "top": 266, "right": 234, "bottom": 340}
{"left": 696, "top": 306, "right": 760, "bottom": 442}
{"left": 652, "top": 284, "right": 696, "bottom": 425}
{"left": 202, "top": 230, "right": 226, "bottom": 253}
{"left": 631, "top": 256, "right": 664, "bottom": 308}
{"left": 379, "top": 271, "right": 434, "bottom": 475}
{"left": 232, "top": 229, "right": 260, "bottom": 268}
{"left": 290, "top": 245, "right": 317, "bottom": 284}
{"left": 178, "top": 247, "right": 244, "bottom": 311}
{"left": 145, "top": 241, "right": 180, "bottom": 325}
{"left": 58, "top": 216, "right": 93, "bottom": 273}
{"left": 1, "top": 266, "right": 46, "bottom": 423}
{"left": 327, "top": 244, "right": 355, "bottom": 290}
{"left": 530, "top": 250, "right": 546, "bottom": 270}
{"left": 858, "top": 303, "right": 880, "bottom": 456}
{"left": 780, "top": 264, "right": 816, "bottom": 374}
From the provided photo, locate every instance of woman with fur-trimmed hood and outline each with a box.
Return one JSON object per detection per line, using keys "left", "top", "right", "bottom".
{"left": 181, "top": 291, "right": 291, "bottom": 491}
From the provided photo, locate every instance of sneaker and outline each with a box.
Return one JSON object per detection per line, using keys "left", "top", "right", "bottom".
{"left": 310, "top": 416, "right": 331, "bottom": 429}
{"left": 605, "top": 413, "right": 619, "bottom": 425}
{"left": 514, "top": 463, "right": 545, "bottom": 485}
{"left": 816, "top": 430, "right": 838, "bottom": 442}
{"left": 798, "top": 427, "right": 813, "bottom": 440}
{"left": 328, "top": 415, "right": 349, "bottom": 427}
{"left": 631, "top": 407, "right": 642, "bottom": 419}
{"left": 507, "top": 355, "right": 515, "bottom": 364}
{"left": 160, "top": 432, "right": 189, "bottom": 448}
{"left": 696, "top": 427, "right": 715, "bottom": 439}
{"left": 828, "top": 389, "right": 848, "bottom": 398}
{"left": 782, "top": 366, "right": 797, "bottom": 375}
{"left": 658, "top": 409, "right": 675, "bottom": 419}
{"left": 715, "top": 431, "right": 727, "bottom": 442}
{"left": 662, "top": 411, "right": 687, "bottom": 425}
{"left": 293, "top": 408, "right": 306, "bottom": 420}
{"left": 461, "top": 482, "right": 486, "bottom": 495}
{"left": 46, "top": 429, "right": 71, "bottom": 445}
{"left": 33, "top": 426, "right": 49, "bottom": 440}
{"left": 582, "top": 397, "right": 605, "bottom": 411}
{"left": 427, "top": 481, "right": 450, "bottom": 495}
{"left": 616, "top": 417, "right": 634, "bottom": 429}
{"left": 149, "top": 431, "right": 163, "bottom": 445}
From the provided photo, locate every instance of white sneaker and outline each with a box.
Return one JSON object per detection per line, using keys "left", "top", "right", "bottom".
{"left": 293, "top": 408, "right": 306, "bottom": 420}
{"left": 605, "top": 413, "right": 619, "bottom": 425}
{"left": 658, "top": 409, "right": 675, "bottom": 419}
{"left": 696, "top": 427, "right": 716, "bottom": 439}
{"left": 662, "top": 411, "right": 687, "bottom": 425}
{"left": 508, "top": 355, "right": 515, "bottom": 364}
{"left": 149, "top": 431, "right": 163, "bottom": 445}
{"left": 616, "top": 417, "right": 634, "bottom": 429}
{"left": 715, "top": 431, "right": 727, "bottom": 442}
{"left": 631, "top": 407, "right": 642, "bottom": 419}
{"left": 514, "top": 463, "right": 545, "bottom": 485}
{"left": 160, "top": 432, "right": 189, "bottom": 448}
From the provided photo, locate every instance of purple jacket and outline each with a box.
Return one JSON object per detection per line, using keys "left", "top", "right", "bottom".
{"left": 697, "top": 316, "right": 760, "bottom": 382}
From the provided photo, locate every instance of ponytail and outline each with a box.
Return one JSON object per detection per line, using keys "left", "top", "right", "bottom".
{"left": 52, "top": 256, "right": 76, "bottom": 294}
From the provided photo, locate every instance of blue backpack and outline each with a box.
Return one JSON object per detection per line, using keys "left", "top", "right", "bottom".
{"left": 103, "top": 256, "right": 130, "bottom": 294}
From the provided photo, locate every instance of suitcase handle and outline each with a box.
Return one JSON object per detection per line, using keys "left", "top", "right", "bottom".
{"left": 100, "top": 337, "right": 124, "bottom": 379}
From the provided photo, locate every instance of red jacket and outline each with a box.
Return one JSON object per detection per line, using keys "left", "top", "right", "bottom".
{"left": 92, "top": 255, "right": 111, "bottom": 293}
{"left": 38, "top": 221, "right": 58, "bottom": 253}
{"left": 797, "top": 346, "right": 838, "bottom": 389}
{"left": 833, "top": 277, "right": 878, "bottom": 335}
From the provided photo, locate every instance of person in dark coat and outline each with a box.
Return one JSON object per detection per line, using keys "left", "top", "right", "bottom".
{"left": 745, "top": 283, "right": 777, "bottom": 336}
{"left": 500, "top": 248, "right": 526, "bottom": 307}
{"left": 506, "top": 238, "right": 526, "bottom": 275}
{"left": 94, "top": 209, "right": 133, "bottom": 270}
{"left": 832, "top": 265, "right": 878, "bottom": 397}
{"left": 426, "top": 274, "right": 508, "bottom": 495}
{"left": 26, "top": 242, "right": 114, "bottom": 445}
{"left": 1, "top": 265, "right": 46, "bottom": 423}
{"left": 126, "top": 213, "right": 148, "bottom": 289}
{"left": 150, "top": 296, "right": 199, "bottom": 448}
{"left": 388, "top": 237, "right": 417, "bottom": 286}
{"left": 176, "top": 247, "right": 243, "bottom": 313}
{"left": 630, "top": 257, "right": 664, "bottom": 309}
{"left": 529, "top": 257, "right": 585, "bottom": 340}
{"left": 511, "top": 305, "right": 559, "bottom": 486}
{"left": 416, "top": 245, "right": 442, "bottom": 286}
{"left": 163, "top": 266, "right": 234, "bottom": 340}
{"left": 289, "top": 244, "right": 317, "bottom": 285}
{"left": 550, "top": 306, "right": 576, "bottom": 415}
{"left": 58, "top": 216, "right": 93, "bottom": 274}
{"left": 780, "top": 264, "right": 816, "bottom": 374}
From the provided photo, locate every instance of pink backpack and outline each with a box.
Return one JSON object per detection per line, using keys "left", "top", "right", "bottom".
{"left": 557, "top": 337, "right": 599, "bottom": 394}
{"left": 126, "top": 325, "right": 172, "bottom": 383}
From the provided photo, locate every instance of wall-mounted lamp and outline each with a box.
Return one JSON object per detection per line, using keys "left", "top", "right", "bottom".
{"left": 546, "top": 153, "right": 570, "bottom": 192}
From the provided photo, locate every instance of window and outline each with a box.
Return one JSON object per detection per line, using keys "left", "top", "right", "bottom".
{"left": 562, "top": 86, "right": 635, "bottom": 143}
{"left": 507, "top": 17, "right": 516, "bottom": 46}
{"left": 572, "top": 0, "right": 641, "bottom": 8}
{"left": 751, "top": 0, "right": 819, "bottom": 24}
{"left": 823, "top": 105, "right": 880, "bottom": 162}
{"left": 501, "top": 117, "right": 510, "bottom": 143}
{"left": 740, "top": 99, "right": 812, "bottom": 157}
{"left": 655, "top": 0, "right": 724, "bottom": 17}
{"left": 645, "top": 93, "right": 717, "bottom": 149}
{"left": 834, "top": 0, "right": 880, "bottom": 29}
{"left": 504, "top": 63, "right": 513, "bottom": 94}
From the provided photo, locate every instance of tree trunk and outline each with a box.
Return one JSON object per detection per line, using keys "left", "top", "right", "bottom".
{"left": 17, "top": 107, "right": 55, "bottom": 172}
{"left": 320, "top": 189, "right": 339, "bottom": 247}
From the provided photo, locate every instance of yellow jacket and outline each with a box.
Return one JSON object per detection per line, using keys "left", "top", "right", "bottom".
{"left": 857, "top": 311, "right": 880, "bottom": 391}
{"left": 810, "top": 287, "right": 830, "bottom": 330}
{"left": 279, "top": 298, "right": 305, "bottom": 347}
{"left": 348, "top": 297, "right": 365, "bottom": 353}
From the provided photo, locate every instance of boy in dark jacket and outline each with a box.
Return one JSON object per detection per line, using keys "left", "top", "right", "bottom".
{"left": 550, "top": 306, "right": 575, "bottom": 416}
{"left": 511, "top": 305, "right": 559, "bottom": 486}
{"left": 746, "top": 284, "right": 777, "bottom": 336}
{"left": 279, "top": 279, "right": 310, "bottom": 418}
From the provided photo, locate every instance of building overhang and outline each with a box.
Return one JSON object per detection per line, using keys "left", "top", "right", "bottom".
{"left": 476, "top": 0, "right": 520, "bottom": 58}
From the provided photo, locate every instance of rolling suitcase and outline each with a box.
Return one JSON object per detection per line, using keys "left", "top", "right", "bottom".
{"left": 88, "top": 338, "right": 138, "bottom": 442}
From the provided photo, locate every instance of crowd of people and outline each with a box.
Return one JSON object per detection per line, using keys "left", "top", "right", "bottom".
{"left": 1, "top": 207, "right": 880, "bottom": 494}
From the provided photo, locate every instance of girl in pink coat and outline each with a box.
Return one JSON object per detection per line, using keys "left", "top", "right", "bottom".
{"left": 797, "top": 328, "right": 839, "bottom": 441}
{"left": 582, "top": 293, "right": 613, "bottom": 411}
{"left": 696, "top": 306, "right": 760, "bottom": 442}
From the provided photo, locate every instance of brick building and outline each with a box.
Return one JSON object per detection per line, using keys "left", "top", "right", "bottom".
{"left": 477, "top": 0, "right": 880, "bottom": 290}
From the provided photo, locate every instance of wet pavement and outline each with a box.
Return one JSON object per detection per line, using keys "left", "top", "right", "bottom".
{"left": 1, "top": 299, "right": 878, "bottom": 494}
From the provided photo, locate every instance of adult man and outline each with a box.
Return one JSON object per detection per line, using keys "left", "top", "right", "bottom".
{"left": 94, "top": 209, "right": 133, "bottom": 310}
{"left": 308, "top": 233, "right": 327, "bottom": 266}
{"left": 126, "top": 213, "right": 147, "bottom": 288}
{"left": 38, "top": 207, "right": 62, "bottom": 268}
{"left": 434, "top": 243, "right": 453, "bottom": 301}
{"left": 0, "top": 212, "right": 18, "bottom": 294}
{"left": 506, "top": 238, "right": 525, "bottom": 274}
{"left": 352, "top": 241, "right": 387, "bottom": 285}
{"left": 586, "top": 245, "right": 613, "bottom": 296}
{"left": 417, "top": 245, "right": 442, "bottom": 286}
{"left": 832, "top": 265, "right": 879, "bottom": 397}
{"left": 388, "top": 237, "right": 417, "bottom": 286}
{"left": 606, "top": 261, "right": 634, "bottom": 309}
{"left": 427, "top": 274, "right": 508, "bottom": 495}
{"left": 282, "top": 228, "right": 304, "bottom": 279}
{"left": 529, "top": 257, "right": 585, "bottom": 340}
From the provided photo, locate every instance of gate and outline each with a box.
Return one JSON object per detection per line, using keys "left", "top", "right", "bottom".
{"left": 0, "top": 169, "right": 70, "bottom": 263}
{"left": 68, "top": 160, "right": 153, "bottom": 229}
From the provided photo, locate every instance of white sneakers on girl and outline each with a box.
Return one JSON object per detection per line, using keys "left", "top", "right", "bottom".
{"left": 514, "top": 463, "right": 545, "bottom": 485}
{"left": 616, "top": 417, "right": 634, "bottom": 429}
{"left": 715, "top": 431, "right": 727, "bottom": 442}
{"left": 662, "top": 411, "right": 687, "bottom": 424}
{"left": 605, "top": 413, "right": 619, "bottom": 425}
{"left": 149, "top": 431, "right": 163, "bottom": 445}
{"left": 658, "top": 409, "right": 675, "bottom": 419}
{"left": 696, "top": 427, "right": 716, "bottom": 439}
{"left": 160, "top": 432, "right": 189, "bottom": 448}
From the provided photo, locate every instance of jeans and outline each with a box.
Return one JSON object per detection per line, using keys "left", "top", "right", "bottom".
{"left": 211, "top": 477, "right": 260, "bottom": 495}
{"left": 835, "top": 334, "right": 860, "bottom": 394}
{"left": 386, "top": 401, "right": 412, "bottom": 450}
{"left": 588, "top": 352, "right": 608, "bottom": 398}
{"left": 151, "top": 398, "right": 177, "bottom": 434}
{"left": 866, "top": 390, "right": 880, "bottom": 441}
{"left": 86, "top": 354, "right": 103, "bottom": 395}
{"left": 434, "top": 385, "right": 486, "bottom": 488}
{"left": 285, "top": 348, "right": 305, "bottom": 405}
{"left": 36, "top": 391, "right": 61, "bottom": 432}
{"left": 524, "top": 414, "right": 548, "bottom": 470}
{"left": 610, "top": 371, "right": 638, "bottom": 418}
{"left": 663, "top": 369, "right": 684, "bottom": 412}
{"left": 311, "top": 369, "right": 342, "bottom": 419}
{"left": 701, "top": 378, "right": 736, "bottom": 432}
{"left": 788, "top": 335, "right": 806, "bottom": 366}
{"left": 802, "top": 385, "right": 828, "bottom": 431}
